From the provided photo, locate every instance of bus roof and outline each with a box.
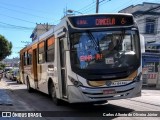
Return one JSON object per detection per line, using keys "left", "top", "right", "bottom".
{"left": 20, "top": 13, "right": 135, "bottom": 53}
{"left": 67, "top": 13, "right": 134, "bottom": 29}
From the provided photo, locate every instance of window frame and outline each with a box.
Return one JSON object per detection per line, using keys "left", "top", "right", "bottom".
{"left": 24, "top": 52, "right": 28, "bottom": 66}
{"left": 27, "top": 48, "right": 32, "bottom": 65}
{"left": 46, "top": 36, "right": 55, "bottom": 62}
{"left": 145, "top": 18, "right": 156, "bottom": 34}
{"left": 38, "top": 41, "right": 45, "bottom": 64}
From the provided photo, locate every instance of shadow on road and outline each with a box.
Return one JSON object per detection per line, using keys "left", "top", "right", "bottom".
{"left": 24, "top": 88, "right": 134, "bottom": 118}
{"left": 1, "top": 78, "right": 134, "bottom": 119}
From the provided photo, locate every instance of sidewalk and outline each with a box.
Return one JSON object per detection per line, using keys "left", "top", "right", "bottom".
{"left": 0, "top": 78, "right": 47, "bottom": 120}
{"left": 0, "top": 82, "right": 13, "bottom": 106}
{"left": 0, "top": 77, "right": 20, "bottom": 120}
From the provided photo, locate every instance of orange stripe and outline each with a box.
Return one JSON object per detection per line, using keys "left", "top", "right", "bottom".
{"left": 47, "top": 37, "right": 55, "bottom": 46}
{"left": 28, "top": 48, "right": 32, "bottom": 54}
{"left": 39, "top": 42, "right": 44, "bottom": 48}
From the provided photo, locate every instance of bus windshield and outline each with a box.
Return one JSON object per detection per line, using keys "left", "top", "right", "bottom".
{"left": 70, "top": 29, "right": 140, "bottom": 76}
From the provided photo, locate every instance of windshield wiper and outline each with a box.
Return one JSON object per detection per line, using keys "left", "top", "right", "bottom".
{"left": 86, "top": 31, "right": 99, "bottom": 51}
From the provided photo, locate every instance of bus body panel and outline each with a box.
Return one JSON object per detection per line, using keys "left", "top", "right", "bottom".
{"left": 67, "top": 81, "right": 142, "bottom": 103}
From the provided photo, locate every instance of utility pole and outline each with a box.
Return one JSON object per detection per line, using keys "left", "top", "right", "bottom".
{"left": 96, "top": 0, "right": 99, "bottom": 13}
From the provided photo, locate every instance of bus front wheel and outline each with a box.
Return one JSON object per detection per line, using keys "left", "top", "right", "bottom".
{"left": 49, "top": 82, "right": 61, "bottom": 105}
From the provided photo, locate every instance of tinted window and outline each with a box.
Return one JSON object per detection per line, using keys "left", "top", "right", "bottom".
{"left": 46, "top": 36, "right": 55, "bottom": 62}
{"left": 28, "top": 48, "right": 32, "bottom": 65}
{"left": 145, "top": 19, "right": 156, "bottom": 34}
{"left": 38, "top": 42, "right": 45, "bottom": 63}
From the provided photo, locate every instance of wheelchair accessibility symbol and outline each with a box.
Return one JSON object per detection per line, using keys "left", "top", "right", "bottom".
{"left": 121, "top": 18, "right": 126, "bottom": 24}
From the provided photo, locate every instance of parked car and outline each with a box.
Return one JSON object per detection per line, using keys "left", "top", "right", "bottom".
{"left": 5, "top": 68, "right": 19, "bottom": 81}
{"left": 5, "top": 70, "right": 14, "bottom": 80}
{"left": 4, "top": 67, "right": 13, "bottom": 78}
{"left": 13, "top": 69, "right": 21, "bottom": 83}
{"left": 0, "top": 70, "right": 3, "bottom": 80}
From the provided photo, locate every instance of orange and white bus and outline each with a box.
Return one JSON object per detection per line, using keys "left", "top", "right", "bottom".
{"left": 19, "top": 13, "right": 142, "bottom": 105}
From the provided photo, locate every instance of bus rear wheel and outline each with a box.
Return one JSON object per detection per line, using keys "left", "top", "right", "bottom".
{"left": 49, "top": 82, "right": 61, "bottom": 106}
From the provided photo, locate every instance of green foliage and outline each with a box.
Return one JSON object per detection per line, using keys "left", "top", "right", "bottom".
{"left": 0, "top": 63, "right": 5, "bottom": 70}
{"left": 0, "top": 34, "right": 12, "bottom": 61}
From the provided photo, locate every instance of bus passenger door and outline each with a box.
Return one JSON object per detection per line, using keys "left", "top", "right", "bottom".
{"left": 20, "top": 54, "right": 25, "bottom": 84}
{"left": 33, "top": 49, "right": 38, "bottom": 89}
{"left": 59, "top": 38, "right": 67, "bottom": 97}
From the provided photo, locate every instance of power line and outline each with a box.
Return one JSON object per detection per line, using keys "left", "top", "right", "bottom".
{"left": 13, "top": 47, "right": 24, "bottom": 49}
{"left": 98, "top": 0, "right": 112, "bottom": 12}
{"left": 77, "top": 1, "right": 96, "bottom": 12}
{"left": 0, "top": 21, "right": 33, "bottom": 30}
{"left": 77, "top": 0, "right": 108, "bottom": 14}
{"left": 81, "top": 0, "right": 111, "bottom": 14}
{"left": 0, "top": 13, "right": 36, "bottom": 24}
{"left": 112, "top": 0, "right": 160, "bottom": 13}
{"left": 99, "top": 0, "right": 110, "bottom": 4}
{"left": 0, "top": 27, "right": 32, "bottom": 31}
{"left": 0, "top": 5, "right": 53, "bottom": 20}
{"left": 80, "top": 4, "right": 96, "bottom": 13}
{"left": 111, "top": 0, "right": 141, "bottom": 12}
{"left": 0, "top": 1, "right": 53, "bottom": 15}
{"left": 0, "top": 21, "right": 36, "bottom": 31}
{"left": 0, "top": 5, "right": 59, "bottom": 25}
{"left": 79, "top": 2, "right": 96, "bottom": 13}
{"left": 0, "top": 21, "right": 57, "bottom": 31}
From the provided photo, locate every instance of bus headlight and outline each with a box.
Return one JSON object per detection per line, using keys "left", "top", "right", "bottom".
{"left": 68, "top": 76, "right": 83, "bottom": 87}
{"left": 133, "top": 72, "right": 142, "bottom": 82}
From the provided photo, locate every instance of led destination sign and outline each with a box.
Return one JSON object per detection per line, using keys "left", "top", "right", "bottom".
{"left": 69, "top": 15, "right": 134, "bottom": 28}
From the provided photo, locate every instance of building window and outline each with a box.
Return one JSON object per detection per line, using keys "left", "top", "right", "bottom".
{"left": 145, "top": 18, "right": 156, "bottom": 34}
{"left": 145, "top": 44, "right": 160, "bottom": 53}
{"left": 38, "top": 42, "right": 45, "bottom": 63}
{"left": 46, "top": 36, "right": 55, "bottom": 62}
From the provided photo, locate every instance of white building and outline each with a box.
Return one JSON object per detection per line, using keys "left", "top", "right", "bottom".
{"left": 119, "top": 2, "right": 160, "bottom": 87}
{"left": 30, "top": 23, "right": 54, "bottom": 41}
{"left": 119, "top": 2, "right": 160, "bottom": 43}
{"left": 2, "top": 57, "right": 20, "bottom": 67}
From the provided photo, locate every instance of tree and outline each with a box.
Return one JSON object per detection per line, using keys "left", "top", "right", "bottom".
{"left": 0, "top": 34, "right": 12, "bottom": 61}
{"left": 0, "top": 63, "right": 5, "bottom": 70}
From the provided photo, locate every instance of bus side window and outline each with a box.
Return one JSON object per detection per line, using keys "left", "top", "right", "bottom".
{"left": 23, "top": 53, "right": 25, "bottom": 66}
{"left": 24, "top": 52, "right": 27, "bottom": 66}
{"left": 28, "top": 48, "right": 32, "bottom": 65}
{"left": 46, "top": 36, "right": 55, "bottom": 62}
{"left": 38, "top": 42, "right": 45, "bottom": 64}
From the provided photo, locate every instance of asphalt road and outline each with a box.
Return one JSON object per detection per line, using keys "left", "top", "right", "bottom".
{"left": 0, "top": 77, "right": 160, "bottom": 120}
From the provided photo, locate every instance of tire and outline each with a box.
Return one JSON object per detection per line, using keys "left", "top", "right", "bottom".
{"left": 49, "top": 82, "right": 62, "bottom": 105}
{"left": 93, "top": 100, "right": 108, "bottom": 105}
{"left": 17, "top": 80, "right": 21, "bottom": 84}
{"left": 26, "top": 77, "right": 33, "bottom": 93}
{"left": 17, "top": 80, "right": 20, "bottom": 84}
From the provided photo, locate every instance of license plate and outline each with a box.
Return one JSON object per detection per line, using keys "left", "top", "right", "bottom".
{"left": 103, "top": 89, "right": 116, "bottom": 94}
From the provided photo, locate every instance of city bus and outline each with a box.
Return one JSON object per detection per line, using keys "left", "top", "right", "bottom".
{"left": 19, "top": 13, "right": 142, "bottom": 105}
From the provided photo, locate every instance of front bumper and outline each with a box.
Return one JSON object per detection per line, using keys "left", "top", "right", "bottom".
{"left": 68, "top": 80, "right": 142, "bottom": 103}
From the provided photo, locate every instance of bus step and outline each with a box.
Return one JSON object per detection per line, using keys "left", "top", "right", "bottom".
{"left": 63, "top": 95, "right": 67, "bottom": 99}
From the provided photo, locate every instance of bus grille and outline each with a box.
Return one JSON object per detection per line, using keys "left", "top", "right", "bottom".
{"left": 81, "top": 87, "right": 134, "bottom": 99}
